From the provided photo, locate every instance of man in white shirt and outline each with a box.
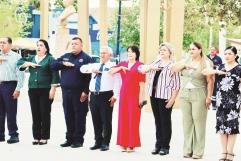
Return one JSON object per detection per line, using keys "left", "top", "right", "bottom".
{"left": 80, "top": 46, "right": 120, "bottom": 151}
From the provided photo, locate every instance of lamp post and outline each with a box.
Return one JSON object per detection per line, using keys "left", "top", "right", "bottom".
{"left": 116, "top": 0, "right": 122, "bottom": 62}
{"left": 209, "top": 17, "right": 214, "bottom": 48}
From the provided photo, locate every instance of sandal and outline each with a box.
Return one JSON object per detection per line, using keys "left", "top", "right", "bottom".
{"left": 127, "top": 147, "right": 135, "bottom": 153}
{"left": 219, "top": 153, "right": 227, "bottom": 161}
{"left": 121, "top": 147, "right": 127, "bottom": 152}
{"left": 226, "top": 153, "right": 235, "bottom": 161}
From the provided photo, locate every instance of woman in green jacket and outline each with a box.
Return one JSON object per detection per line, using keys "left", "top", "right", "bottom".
{"left": 17, "top": 39, "right": 60, "bottom": 145}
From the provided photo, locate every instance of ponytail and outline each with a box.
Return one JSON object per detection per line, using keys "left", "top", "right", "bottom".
{"left": 235, "top": 55, "right": 239, "bottom": 63}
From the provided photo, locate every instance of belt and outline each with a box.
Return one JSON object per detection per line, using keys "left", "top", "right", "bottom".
{"left": 0, "top": 81, "right": 17, "bottom": 84}
{"left": 91, "top": 90, "right": 113, "bottom": 95}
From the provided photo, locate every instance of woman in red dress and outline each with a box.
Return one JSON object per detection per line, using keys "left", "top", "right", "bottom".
{"left": 109, "top": 45, "right": 146, "bottom": 152}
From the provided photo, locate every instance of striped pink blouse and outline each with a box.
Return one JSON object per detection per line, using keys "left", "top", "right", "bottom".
{"left": 146, "top": 60, "right": 180, "bottom": 99}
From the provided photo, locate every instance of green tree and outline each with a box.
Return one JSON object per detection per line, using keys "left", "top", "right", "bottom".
{"left": 109, "top": 2, "right": 163, "bottom": 49}
{"left": 54, "top": 0, "right": 78, "bottom": 9}
{"left": 29, "top": 0, "right": 40, "bottom": 9}
{"left": 183, "top": 0, "right": 241, "bottom": 53}
{"left": 198, "top": 0, "right": 241, "bottom": 25}
{"left": 0, "top": 1, "right": 31, "bottom": 37}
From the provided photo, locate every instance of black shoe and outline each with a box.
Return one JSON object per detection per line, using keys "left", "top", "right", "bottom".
{"left": 0, "top": 138, "right": 5, "bottom": 142}
{"left": 71, "top": 143, "right": 83, "bottom": 148}
{"left": 151, "top": 148, "right": 160, "bottom": 155}
{"left": 90, "top": 144, "right": 101, "bottom": 150}
{"left": 159, "top": 149, "right": 169, "bottom": 155}
{"left": 60, "top": 141, "right": 72, "bottom": 147}
{"left": 32, "top": 140, "right": 39, "bottom": 145}
{"left": 7, "top": 136, "right": 19, "bottom": 144}
{"left": 39, "top": 140, "right": 48, "bottom": 145}
{"left": 100, "top": 144, "right": 109, "bottom": 151}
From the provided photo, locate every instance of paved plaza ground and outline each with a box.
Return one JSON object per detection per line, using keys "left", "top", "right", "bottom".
{"left": 0, "top": 75, "right": 240, "bottom": 161}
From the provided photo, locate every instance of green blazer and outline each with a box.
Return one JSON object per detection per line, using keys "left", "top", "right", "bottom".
{"left": 17, "top": 54, "right": 60, "bottom": 89}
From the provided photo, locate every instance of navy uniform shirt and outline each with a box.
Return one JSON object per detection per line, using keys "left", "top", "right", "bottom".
{"left": 51, "top": 51, "right": 92, "bottom": 94}
{"left": 207, "top": 54, "right": 222, "bottom": 69}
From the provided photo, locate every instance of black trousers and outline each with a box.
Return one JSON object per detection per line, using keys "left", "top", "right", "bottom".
{"left": 89, "top": 91, "right": 113, "bottom": 146}
{"left": 28, "top": 88, "right": 53, "bottom": 140}
{"left": 62, "top": 88, "right": 88, "bottom": 144}
{"left": 0, "top": 81, "right": 18, "bottom": 139}
{"left": 150, "top": 97, "right": 172, "bottom": 150}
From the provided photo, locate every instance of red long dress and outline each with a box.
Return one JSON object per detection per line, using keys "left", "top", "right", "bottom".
{"left": 116, "top": 61, "right": 146, "bottom": 148}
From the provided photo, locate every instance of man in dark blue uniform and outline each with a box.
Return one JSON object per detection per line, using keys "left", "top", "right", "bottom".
{"left": 51, "top": 37, "right": 92, "bottom": 148}
{"left": 207, "top": 47, "right": 222, "bottom": 69}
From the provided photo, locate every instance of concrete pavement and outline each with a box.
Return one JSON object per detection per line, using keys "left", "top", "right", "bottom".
{"left": 0, "top": 78, "right": 240, "bottom": 161}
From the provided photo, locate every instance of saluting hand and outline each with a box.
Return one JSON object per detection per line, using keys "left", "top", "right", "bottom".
{"left": 92, "top": 68, "right": 102, "bottom": 74}
{"left": 22, "top": 62, "right": 41, "bottom": 68}
{"left": 184, "top": 64, "right": 197, "bottom": 70}
{"left": 12, "top": 90, "right": 20, "bottom": 99}
{"left": 120, "top": 66, "right": 129, "bottom": 74}
{"left": 80, "top": 92, "right": 88, "bottom": 102}
{"left": 150, "top": 65, "right": 163, "bottom": 71}
{"left": 63, "top": 62, "right": 75, "bottom": 67}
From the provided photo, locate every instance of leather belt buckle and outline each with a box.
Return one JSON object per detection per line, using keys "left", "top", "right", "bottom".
{"left": 93, "top": 92, "right": 100, "bottom": 95}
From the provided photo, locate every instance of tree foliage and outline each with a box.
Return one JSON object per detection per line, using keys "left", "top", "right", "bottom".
{"left": 183, "top": 0, "right": 241, "bottom": 52}
{"left": 54, "top": 0, "right": 77, "bottom": 9}
{"left": 0, "top": 1, "right": 31, "bottom": 37}
{"left": 29, "top": 0, "right": 40, "bottom": 9}
{"left": 109, "top": 2, "right": 163, "bottom": 49}
{"left": 109, "top": 5, "right": 140, "bottom": 48}
{"left": 197, "top": 0, "right": 241, "bottom": 25}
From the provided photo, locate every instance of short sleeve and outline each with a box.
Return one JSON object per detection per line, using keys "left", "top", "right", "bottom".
{"left": 111, "top": 61, "right": 127, "bottom": 75}
{"left": 215, "top": 64, "right": 225, "bottom": 81}
{"left": 139, "top": 72, "right": 146, "bottom": 83}
{"left": 115, "top": 61, "right": 126, "bottom": 67}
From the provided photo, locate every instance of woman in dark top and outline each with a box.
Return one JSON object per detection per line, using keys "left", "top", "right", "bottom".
{"left": 17, "top": 39, "right": 60, "bottom": 145}
{"left": 203, "top": 46, "right": 241, "bottom": 161}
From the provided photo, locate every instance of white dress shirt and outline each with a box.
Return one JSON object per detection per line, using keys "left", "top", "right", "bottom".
{"left": 0, "top": 50, "right": 25, "bottom": 91}
{"left": 80, "top": 61, "right": 121, "bottom": 98}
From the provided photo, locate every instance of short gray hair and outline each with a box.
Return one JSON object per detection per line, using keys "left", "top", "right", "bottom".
{"left": 160, "top": 42, "right": 174, "bottom": 55}
{"left": 100, "top": 46, "right": 113, "bottom": 55}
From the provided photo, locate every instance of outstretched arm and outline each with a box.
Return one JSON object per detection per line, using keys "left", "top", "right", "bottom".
{"left": 108, "top": 66, "right": 129, "bottom": 74}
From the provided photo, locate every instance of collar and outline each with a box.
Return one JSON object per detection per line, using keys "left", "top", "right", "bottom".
{"left": 0, "top": 50, "right": 11, "bottom": 56}
{"left": 35, "top": 54, "right": 47, "bottom": 64}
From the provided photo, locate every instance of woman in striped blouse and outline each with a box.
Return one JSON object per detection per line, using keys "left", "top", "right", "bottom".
{"left": 139, "top": 43, "right": 180, "bottom": 156}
